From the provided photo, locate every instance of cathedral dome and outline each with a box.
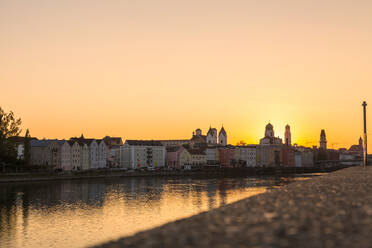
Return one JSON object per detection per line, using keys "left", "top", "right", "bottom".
{"left": 266, "top": 123, "right": 273, "bottom": 130}
{"left": 265, "top": 123, "right": 274, "bottom": 137}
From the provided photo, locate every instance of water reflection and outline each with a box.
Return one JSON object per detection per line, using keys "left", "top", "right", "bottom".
{"left": 0, "top": 175, "right": 313, "bottom": 248}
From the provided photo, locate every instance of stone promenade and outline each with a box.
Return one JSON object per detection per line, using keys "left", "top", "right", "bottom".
{"left": 94, "top": 166, "right": 372, "bottom": 248}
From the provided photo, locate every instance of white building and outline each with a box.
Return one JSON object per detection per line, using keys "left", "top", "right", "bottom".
{"left": 97, "top": 139, "right": 107, "bottom": 168}
{"left": 218, "top": 127, "right": 227, "bottom": 146}
{"left": 88, "top": 140, "right": 99, "bottom": 169}
{"left": 206, "top": 147, "right": 219, "bottom": 165}
{"left": 69, "top": 141, "right": 81, "bottom": 170}
{"left": 206, "top": 127, "right": 218, "bottom": 144}
{"left": 120, "top": 140, "right": 166, "bottom": 169}
{"left": 69, "top": 137, "right": 107, "bottom": 170}
{"left": 79, "top": 142, "right": 90, "bottom": 170}
{"left": 60, "top": 140, "right": 72, "bottom": 171}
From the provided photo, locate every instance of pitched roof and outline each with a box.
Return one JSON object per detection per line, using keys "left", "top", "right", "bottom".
{"left": 70, "top": 137, "right": 96, "bottom": 146}
{"left": 125, "top": 140, "right": 163, "bottom": 146}
{"left": 219, "top": 126, "right": 226, "bottom": 136}
{"left": 349, "top": 144, "right": 362, "bottom": 152}
{"left": 207, "top": 127, "right": 217, "bottom": 136}
{"left": 31, "top": 139, "right": 52, "bottom": 147}
{"left": 78, "top": 141, "right": 88, "bottom": 147}
{"left": 68, "top": 140, "right": 78, "bottom": 146}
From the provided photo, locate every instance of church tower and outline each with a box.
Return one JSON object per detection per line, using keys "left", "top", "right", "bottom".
{"left": 285, "top": 125, "right": 291, "bottom": 146}
{"left": 320, "top": 129, "right": 327, "bottom": 150}
{"left": 206, "top": 127, "right": 217, "bottom": 144}
{"left": 359, "top": 136, "right": 363, "bottom": 148}
{"left": 265, "top": 123, "right": 274, "bottom": 137}
{"left": 218, "top": 126, "right": 227, "bottom": 146}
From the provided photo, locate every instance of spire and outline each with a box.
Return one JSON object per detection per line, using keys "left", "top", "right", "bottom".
{"left": 320, "top": 129, "right": 327, "bottom": 150}
{"left": 219, "top": 126, "right": 226, "bottom": 136}
{"left": 285, "top": 124, "right": 291, "bottom": 146}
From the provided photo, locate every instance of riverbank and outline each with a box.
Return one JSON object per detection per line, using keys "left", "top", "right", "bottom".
{"left": 0, "top": 165, "right": 353, "bottom": 183}
{"left": 94, "top": 166, "right": 372, "bottom": 248}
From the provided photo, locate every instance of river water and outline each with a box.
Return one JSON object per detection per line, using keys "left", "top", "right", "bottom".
{"left": 0, "top": 174, "right": 316, "bottom": 248}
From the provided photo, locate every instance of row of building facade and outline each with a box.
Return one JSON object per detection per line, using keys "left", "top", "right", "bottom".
{"left": 12, "top": 124, "right": 364, "bottom": 171}
{"left": 21, "top": 135, "right": 122, "bottom": 170}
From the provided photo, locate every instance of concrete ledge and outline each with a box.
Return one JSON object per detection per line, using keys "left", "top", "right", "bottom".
{"left": 93, "top": 166, "right": 372, "bottom": 248}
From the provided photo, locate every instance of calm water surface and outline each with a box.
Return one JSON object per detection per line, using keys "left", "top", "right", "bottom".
{"left": 0, "top": 174, "right": 317, "bottom": 248}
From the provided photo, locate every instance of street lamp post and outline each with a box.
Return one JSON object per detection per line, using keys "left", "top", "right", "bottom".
{"left": 363, "top": 101, "right": 368, "bottom": 167}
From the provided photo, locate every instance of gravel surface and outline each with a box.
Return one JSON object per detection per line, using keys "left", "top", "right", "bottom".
{"left": 93, "top": 166, "right": 372, "bottom": 248}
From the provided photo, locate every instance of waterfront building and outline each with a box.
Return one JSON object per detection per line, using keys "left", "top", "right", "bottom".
{"left": 70, "top": 136, "right": 108, "bottom": 169}
{"left": 257, "top": 123, "right": 283, "bottom": 167}
{"left": 282, "top": 146, "right": 295, "bottom": 166}
{"left": 186, "top": 147, "right": 207, "bottom": 167}
{"left": 235, "top": 145, "right": 257, "bottom": 167}
{"left": 88, "top": 140, "right": 99, "bottom": 169}
{"left": 206, "top": 127, "right": 218, "bottom": 144}
{"left": 320, "top": 129, "right": 327, "bottom": 150}
{"left": 97, "top": 139, "right": 107, "bottom": 168}
{"left": 256, "top": 145, "right": 283, "bottom": 167}
{"left": 218, "top": 146, "right": 235, "bottom": 167}
{"left": 339, "top": 153, "right": 358, "bottom": 165}
{"left": 218, "top": 127, "right": 227, "bottom": 146}
{"left": 294, "top": 149, "right": 314, "bottom": 167}
{"left": 69, "top": 141, "right": 81, "bottom": 170}
{"left": 60, "top": 140, "right": 72, "bottom": 171}
{"left": 206, "top": 146, "right": 220, "bottom": 166}
{"left": 166, "top": 146, "right": 183, "bottom": 168}
{"left": 179, "top": 146, "right": 192, "bottom": 168}
{"left": 120, "top": 140, "right": 165, "bottom": 169}
{"left": 47, "top": 140, "right": 64, "bottom": 169}
{"left": 103, "top": 136, "right": 123, "bottom": 167}
{"left": 348, "top": 137, "right": 363, "bottom": 155}
{"left": 108, "top": 145, "right": 121, "bottom": 167}
{"left": 79, "top": 141, "right": 90, "bottom": 170}
{"left": 30, "top": 139, "right": 53, "bottom": 166}
{"left": 30, "top": 139, "right": 63, "bottom": 169}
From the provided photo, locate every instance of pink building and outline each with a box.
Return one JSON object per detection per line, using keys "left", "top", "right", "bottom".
{"left": 218, "top": 146, "right": 235, "bottom": 168}
{"left": 166, "top": 146, "right": 183, "bottom": 169}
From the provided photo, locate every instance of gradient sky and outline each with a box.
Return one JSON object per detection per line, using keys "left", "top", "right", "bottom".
{"left": 1, "top": 0, "right": 372, "bottom": 151}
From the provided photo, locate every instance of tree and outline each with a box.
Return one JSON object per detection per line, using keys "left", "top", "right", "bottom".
{"left": 0, "top": 107, "right": 22, "bottom": 165}
{"left": 236, "top": 140, "right": 247, "bottom": 146}
{"left": 24, "top": 129, "right": 31, "bottom": 165}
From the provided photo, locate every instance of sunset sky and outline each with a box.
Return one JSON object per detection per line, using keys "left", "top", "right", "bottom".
{"left": 1, "top": 0, "right": 372, "bottom": 151}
